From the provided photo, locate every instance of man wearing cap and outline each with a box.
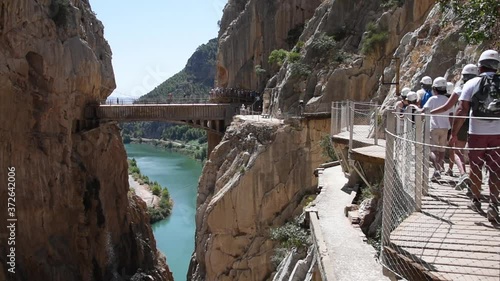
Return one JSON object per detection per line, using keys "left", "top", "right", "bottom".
{"left": 418, "top": 76, "right": 433, "bottom": 108}
{"left": 450, "top": 50, "right": 500, "bottom": 223}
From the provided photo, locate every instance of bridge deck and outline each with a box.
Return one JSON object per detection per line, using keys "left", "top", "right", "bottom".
{"left": 388, "top": 174, "right": 500, "bottom": 281}
{"left": 93, "top": 104, "right": 234, "bottom": 122}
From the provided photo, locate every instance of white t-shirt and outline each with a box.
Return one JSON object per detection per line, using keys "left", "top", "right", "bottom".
{"left": 459, "top": 72, "right": 500, "bottom": 135}
{"left": 424, "top": 95, "right": 452, "bottom": 130}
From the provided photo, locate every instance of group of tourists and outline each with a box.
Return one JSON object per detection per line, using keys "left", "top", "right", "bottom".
{"left": 395, "top": 49, "right": 500, "bottom": 223}
{"left": 209, "top": 87, "right": 260, "bottom": 103}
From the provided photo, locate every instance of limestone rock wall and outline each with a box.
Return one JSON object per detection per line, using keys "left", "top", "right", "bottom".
{"left": 216, "top": 0, "right": 322, "bottom": 91}
{"left": 189, "top": 117, "right": 329, "bottom": 281}
{"left": 0, "top": 1, "right": 171, "bottom": 280}
{"left": 267, "top": 0, "right": 436, "bottom": 115}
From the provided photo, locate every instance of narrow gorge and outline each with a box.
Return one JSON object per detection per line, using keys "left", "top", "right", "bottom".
{"left": 2, "top": 0, "right": 499, "bottom": 280}
{"left": 0, "top": 1, "right": 172, "bottom": 280}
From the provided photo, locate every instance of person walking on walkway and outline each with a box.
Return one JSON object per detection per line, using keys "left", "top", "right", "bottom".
{"left": 450, "top": 50, "right": 500, "bottom": 223}
{"left": 431, "top": 64, "right": 479, "bottom": 179}
{"left": 418, "top": 76, "right": 433, "bottom": 108}
{"left": 424, "top": 77, "right": 453, "bottom": 180}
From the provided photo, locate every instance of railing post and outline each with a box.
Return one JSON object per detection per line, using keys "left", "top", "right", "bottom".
{"left": 382, "top": 110, "right": 396, "bottom": 255}
{"left": 415, "top": 111, "right": 423, "bottom": 212}
{"left": 331, "top": 102, "right": 335, "bottom": 136}
{"left": 374, "top": 106, "right": 379, "bottom": 146}
{"left": 349, "top": 101, "right": 354, "bottom": 153}
{"left": 422, "top": 108, "right": 430, "bottom": 195}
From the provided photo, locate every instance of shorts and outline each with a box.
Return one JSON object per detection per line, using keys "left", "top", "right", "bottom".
{"left": 457, "top": 119, "right": 469, "bottom": 142}
{"left": 430, "top": 128, "right": 448, "bottom": 152}
{"left": 468, "top": 134, "right": 500, "bottom": 177}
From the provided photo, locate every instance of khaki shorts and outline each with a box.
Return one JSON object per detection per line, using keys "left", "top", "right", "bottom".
{"left": 430, "top": 128, "right": 448, "bottom": 152}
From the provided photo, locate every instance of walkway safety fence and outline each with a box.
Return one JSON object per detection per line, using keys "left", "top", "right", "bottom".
{"left": 381, "top": 109, "right": 500, "bottom": 280}
{"left": 330, "top": 101, "right": 381, "bottom": 149}
{"left": 102, "top": 97, "right": 213, "bottom": 105}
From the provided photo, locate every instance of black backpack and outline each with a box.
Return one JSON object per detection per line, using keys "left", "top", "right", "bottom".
{"left": 471, "top": 74, "right": 500, "bottom": 118}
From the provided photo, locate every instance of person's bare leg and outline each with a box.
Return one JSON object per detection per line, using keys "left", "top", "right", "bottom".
{"left": 454, "top": 140, "right": 467, "bottom": 175}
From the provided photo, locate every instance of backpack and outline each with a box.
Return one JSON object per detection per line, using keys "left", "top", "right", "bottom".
{"left": 471, "top": 74, "right": 500, "bottom": 118}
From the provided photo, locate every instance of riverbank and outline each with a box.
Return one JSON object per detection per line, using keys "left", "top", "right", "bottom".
{"left": 128, "top": 175, "right": 159, "bottom": 208}
{"left": 128, "top": 137, "right": 207, "bottom": 162}
{"left": 128, "top": 158, "right": 173, "bottom": 223}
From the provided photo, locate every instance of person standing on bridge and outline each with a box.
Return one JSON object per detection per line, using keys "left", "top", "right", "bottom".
{"left": 450, "top": 50, "right": 500, "bottom": 223}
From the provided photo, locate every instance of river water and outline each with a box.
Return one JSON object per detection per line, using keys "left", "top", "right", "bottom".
{"left": 125, "top": 143, "right": 202, "bottom": 281}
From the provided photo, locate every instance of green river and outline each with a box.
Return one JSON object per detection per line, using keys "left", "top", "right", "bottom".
{"left": 125, "top": 143, "right": 202, "bottom": 281}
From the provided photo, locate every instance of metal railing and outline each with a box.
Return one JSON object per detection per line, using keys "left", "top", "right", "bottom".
{"left": 331, "top": 101, "right": 381, "bottom": 148}
{"left": 381, "top": 110, "right": 500, "bottom": 280}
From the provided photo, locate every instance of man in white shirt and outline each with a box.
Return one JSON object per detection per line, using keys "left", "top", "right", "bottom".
{"left": 424, "top": 77, "right": 453, "bottom": 180}
{"left": 450, "top": 50, "right": 500, "bottom": 223}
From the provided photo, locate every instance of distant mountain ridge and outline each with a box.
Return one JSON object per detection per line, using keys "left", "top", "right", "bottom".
{"left": 122, "top": 38, "right": 218, "bottom": 147}
{"left": 140, "top": 38, "right": 217, "bottom": 101}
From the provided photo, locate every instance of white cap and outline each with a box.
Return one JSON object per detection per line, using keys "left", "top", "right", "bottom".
{"left": 447, "top": 82, "right": 454, "bottom": 95}
{"left": 420, "top": 76, "right": 432, "bottom": 85}
{"left": 401, "top": 87, "right": 411, "bottom": 96}
{"left": 478, "top": 50, "right": 500, "bottom": 69}
{"left": 407, "top": 91, "right": 417, "bottom": 102}
{"left": 461, "top": 64, "right": 479, "bottom": 75}
{"left": 432, "top": 77, "right": 447, "bottom": 90}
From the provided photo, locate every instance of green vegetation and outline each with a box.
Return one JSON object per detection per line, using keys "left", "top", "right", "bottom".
{"left": 311, "top": 33, "right": 337, "bottom": 53}
{"left": 287, "top": 51, "right": 302, "bottom": 63}
{"left": 128, "top": 158, "right": 173, "bottom": 223}
{"left": 140, "top": 38, "right": 217, "bottom": 102}
{"left": 361, "top": 22, "right": 388, "bottom": 55}
{"left": 438, "top": 0, "right": 500, "bottom": 44}
{"left": 290, "top": 63, "right": 311, "bottom": 79}
{"left": 320, "top": 135, "right": 337, "bottom": 162}
{"left": 254, "top": 64, "right": 267, "bottom": 76}
{"left": 270, "top": 219, "right": 311, "bottom": 266}
{"left": 122, "top": 123, "right": 208, "bottom": 161}
{"left": 268, "top": 49, "right": 289, "bottom": 67}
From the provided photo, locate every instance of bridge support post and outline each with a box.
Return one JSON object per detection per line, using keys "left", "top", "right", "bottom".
{"left": 207, "top": 131, "right": 223, "bottom": 158}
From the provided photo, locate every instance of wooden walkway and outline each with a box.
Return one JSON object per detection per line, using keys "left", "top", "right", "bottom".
{"left": 331, "top": 125, "right": 386, "bottom": 163}
{"left": 387, "top": 175, "right": 500, "bottom": 281}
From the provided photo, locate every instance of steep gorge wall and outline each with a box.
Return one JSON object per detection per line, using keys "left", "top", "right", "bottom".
{"left": 268, "top": 0, "right": 436, "bottom": 114}
{"left": 0, "top": 1, "right": 171, "bottom": 280}
{"left": 216, "top": 0, "right": 322, "bottom": 91}
{"left": 189, "top": 117, "right": 329, "bottom": 281}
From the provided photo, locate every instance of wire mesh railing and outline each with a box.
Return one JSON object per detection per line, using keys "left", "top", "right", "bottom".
{"left": 102, "top": 97, "right": 213, "bottom": 105}
{"left": 331, "top": 101, "right": 381, "bottom": 148}
{"left": 382, "top": 110, "right": 500, "bottom": 280}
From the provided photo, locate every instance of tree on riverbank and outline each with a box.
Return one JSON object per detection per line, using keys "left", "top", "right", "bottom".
{"left": 128, "top": 158, "right": 173, "bottom": 223}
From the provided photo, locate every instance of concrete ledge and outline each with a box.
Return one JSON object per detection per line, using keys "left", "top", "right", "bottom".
{"left": 307, "top": 210, "right": 335, "bottom": 281}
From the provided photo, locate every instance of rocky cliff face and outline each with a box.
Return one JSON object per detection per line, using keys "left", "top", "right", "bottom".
{"left": 266, "top": 0, "right": 436, "bottom": 115}
{"left": 0, "top": 1, "right": 171, "bottom": 280}
{"left": 193, "top": 0, "right": 500, "bottom": 280}
{"left": 189, "top": 117, "right": 329, "bottom": 281}
{"left": 216, "top": 0, "right": 322, "bottom": 91}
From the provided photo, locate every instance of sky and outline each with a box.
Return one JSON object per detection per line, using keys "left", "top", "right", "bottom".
{"left": 89, "top": 0, "right": 227, "bottom": 99}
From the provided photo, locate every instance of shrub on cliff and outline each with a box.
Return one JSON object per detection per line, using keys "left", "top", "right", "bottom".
{"left": 438, "top": 0, "right": 500, "bottom": 44}
{"left": 361, "top": 22, "right": 388, "bottom": 55}
{"left": 270, "top": 220, "right": 311, "bottom": 265}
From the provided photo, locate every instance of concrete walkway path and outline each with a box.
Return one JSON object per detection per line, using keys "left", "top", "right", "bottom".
{"left": 313, "top": 165, "right": 389, "bottom": 281}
